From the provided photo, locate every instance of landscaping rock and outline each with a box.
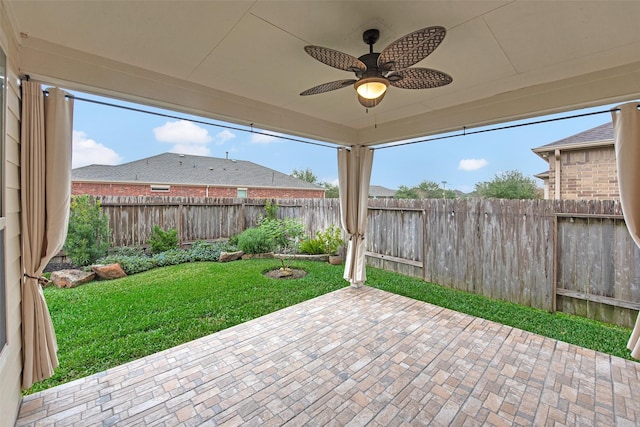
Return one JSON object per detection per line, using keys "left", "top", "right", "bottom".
{"left": 51, "top": 270, "right": 96, "bottom": 289}
{"left": 91, "top": 263, "right": 127, "bottom": 280}
{"left": 219, "top": 250, "right": 244, "bottom": 262}
{"left": 241, "top": 252, "right": 274, "bottom": 260}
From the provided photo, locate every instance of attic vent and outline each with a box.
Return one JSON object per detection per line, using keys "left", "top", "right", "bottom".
{"left": 150, "top": 185, "right": 170, "bottom": 192}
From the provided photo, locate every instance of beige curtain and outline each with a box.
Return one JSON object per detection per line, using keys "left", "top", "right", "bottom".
{"left": 338, "top": 146, "right": 374, "bottom": 287}
{"left": 612, "top": 102, "right": 640, "bottom": 359}
{"left": 21, "top": 81, "right": 74, "bottom": 389}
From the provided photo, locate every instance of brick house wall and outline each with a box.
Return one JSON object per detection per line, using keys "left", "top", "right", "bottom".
{"left": 72, "top": 182, "right": 325, "bottom": 199}
{"left": 547, "top": 145, "right": 619, "bottom": 200}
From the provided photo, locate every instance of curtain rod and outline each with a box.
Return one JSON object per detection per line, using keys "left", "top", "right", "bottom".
{"left": 31, "top": 81, "right": 338, "bottom": 150}
{"left": 69, "top": 94, "right": 339, "bottom": 150}
{"left": 68, "top": 94, "right": 634, "bottom": 152}
{"left": 373, "top": 106, "right": 635, "bottom": 150}
{"left": 65, "top": 93, "right": 631, "bottom": 153}
{"left": 31, "top": 76, "right": 636, "bottom": 152}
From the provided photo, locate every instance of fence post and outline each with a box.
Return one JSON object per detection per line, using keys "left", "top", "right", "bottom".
{"left": 552, "top": 214, "right": 558, "bottom": 313}
{"left": 178, "top": 203, "right": 184, "bottom": 247}
{"left": 421, "top": 209, "right": 426, "bottom": 282}
{"left": 241, "top": 200, "right": 246, "bottom": 232}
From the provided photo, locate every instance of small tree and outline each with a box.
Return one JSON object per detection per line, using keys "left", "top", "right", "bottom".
{"left": 64, "top": 195, "right": 111, "bottom": 266}
{"left": 396, "top": 180, "right": 457, "bottom": 199}
{"left": 257, "top": 200, "right": 304, "bottom": 270}
{"left": 394, "top": 185, "right": 420, "bottom": 199}
{"left": 321, "top": 182, "right": 339, "bottom": 198}
{"left": 475, "top": 170, "right": 541, "bottom": 199}
{"left": 264, "top": 199, "right": 278, "bottom": 220}
{"left": 416, "top": 180, "right": 443, "bottom": 198}
{"left": 291, "top": 168, "right": 318, "bottom": 184}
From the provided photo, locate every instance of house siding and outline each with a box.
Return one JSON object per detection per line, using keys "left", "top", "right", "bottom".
{"left": 0, "top": 7, "right": 25, "bottom": 426}
{"left": 72, "top": 182, "right": 325, "bottom": 199}
{"left": 547, "top": 146, "right": 619, "bottom": 200}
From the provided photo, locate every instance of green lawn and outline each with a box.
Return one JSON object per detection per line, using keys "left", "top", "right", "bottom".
{"left": 30, "top": 259, "right": 634, "bottom": 394}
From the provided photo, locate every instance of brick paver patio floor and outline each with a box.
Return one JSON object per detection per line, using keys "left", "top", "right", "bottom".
{"left": 16, "top": 286, "right": 640, "bottom": 426}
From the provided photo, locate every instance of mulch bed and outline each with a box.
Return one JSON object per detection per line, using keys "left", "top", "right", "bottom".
{"left": 263, "top": 268, "right": 307, "bottom": 279}
{"left": 44, "top": 262, "right": 78, "bottom": 273}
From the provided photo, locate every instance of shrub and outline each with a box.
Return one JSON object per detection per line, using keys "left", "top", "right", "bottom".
{"left": 64, "top": 195, "right": 111, "bottom": 266}
{"left": 152, "top": 248, "right": 190, "bottom": 267}
{"left": 148, "top": 225, "right": 179, "bottom": 253}
{"left": 299, "top": 237, "right": 326, "bottom": 255}
{"left": 237, "top": 227, "right": 275, "bottom": 254}
{"left": 317, "top": 224, "right": 343, "bottom": 255}
{"left": 95, "top": 241, "right": 234, "bottom": 276}
{"left": 189, "top": 240, "right": 225, "bottom": 262}
{"left": 258, "top": 218, "right": 305, "bottom": 252}
{"left": 300, "top": 225, "right": 344, "bottom": 255}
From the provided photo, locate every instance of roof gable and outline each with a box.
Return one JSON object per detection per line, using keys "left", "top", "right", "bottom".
{"left": 369, "top": 185, "right": 396, "bottom": 198}
{"left": 533, "top": 122, "right": 613, "bottom": 152}
{"left": 72, "top": 153, "right": 322, "bottom": 190}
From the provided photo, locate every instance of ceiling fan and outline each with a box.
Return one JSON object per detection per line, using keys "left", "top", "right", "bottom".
{"left": 300, "top": 27, "right": 452, "bottom": 108}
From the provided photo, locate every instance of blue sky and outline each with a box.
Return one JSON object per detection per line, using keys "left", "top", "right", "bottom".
{"left": 71, "top": 90, "right": 623, "bottom": 193}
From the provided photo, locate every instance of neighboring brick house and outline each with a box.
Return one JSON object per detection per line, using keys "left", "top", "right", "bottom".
{"left": 72, "top": 153, "right": 325, "bottom": 198}
{"left": 532, "top": 122, "right": 618, "bottom": 200}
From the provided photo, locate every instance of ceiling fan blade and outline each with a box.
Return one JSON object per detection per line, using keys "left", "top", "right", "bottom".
{"left": 378, "top": 26, "right": 446, "bottom": 71}
{"left": 300, "top": 79, "right": 357, "bottom": 96}
{"left": 388, "top": 68, "right": 452, "bottom": 89}
{"left": 304, "top": 46, "right": 367, "bottom": 73}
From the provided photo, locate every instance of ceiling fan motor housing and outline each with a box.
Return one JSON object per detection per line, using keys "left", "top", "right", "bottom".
{"left": 357, "top": 53, "right": 381, "bottom": 78}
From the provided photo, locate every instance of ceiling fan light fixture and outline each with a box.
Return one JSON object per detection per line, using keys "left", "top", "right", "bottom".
{"left": 357, "top": 91, "right": 386, "bottom": 108}
{"left": 355, "top": 77, "right": 389, "bottom": 100}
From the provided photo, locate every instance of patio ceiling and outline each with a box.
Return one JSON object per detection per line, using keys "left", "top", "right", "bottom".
{"left": 6, "top": 1, "right": 640, "bottom": 146}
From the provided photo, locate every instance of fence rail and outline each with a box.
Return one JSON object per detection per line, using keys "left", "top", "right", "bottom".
{"left": 93, "top": 196, "right": 640, "bottom": 328}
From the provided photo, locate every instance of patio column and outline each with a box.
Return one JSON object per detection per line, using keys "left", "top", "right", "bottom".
{"left": 338, "top": 146, "right": 374, "bottom": 288}
{"left": 612, "top": 102, "right": 640, "bottom": 359}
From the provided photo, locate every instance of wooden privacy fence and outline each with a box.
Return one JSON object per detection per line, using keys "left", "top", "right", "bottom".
{"left": 366, "top": 198, "right": 640, "bottom": 328}
{"left": 95, "top": 196, "right": 640, "bottom": 327}
{"left": 366, "top": 198, "right": 555, "bottom": 311}
{"left": 97, "top": 196, "right": 341, "bottom": 247}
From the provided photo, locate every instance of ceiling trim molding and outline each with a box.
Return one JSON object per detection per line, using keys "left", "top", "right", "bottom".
{"left": 17, "top": 37, "right": 640, "bottom": 148}
{"left": 18, "top": 37, "right": 358, "bottom": 146}
{"left": 357, "top": 61, "right": 640, "bottom": 145}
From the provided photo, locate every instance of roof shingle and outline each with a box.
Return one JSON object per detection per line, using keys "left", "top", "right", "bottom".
{"left": 72, "top": 153, "right": 322, "bottom": 190}
{"left": 534, "top": 122, "right": 613, "bottom": 151}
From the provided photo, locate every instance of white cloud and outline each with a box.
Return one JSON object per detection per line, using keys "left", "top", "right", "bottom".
{"left": 214, "top": 129, "right": 236, "bottom": 145}
{"left": 250, "top": 130, "right": 282, "bottom": 144}
{"left": 153, "top": 120, "right": 212, "bottom": 144}
{"left": 72, "top": 131, "right": 122, "bottom": 168}
{"left": 321, "top": 177, "right": 339, "bottom": 186}
{"left": 169, "top": 143, "right": 211, "bottom": 157}
{"left": 458, "top": 158, "right": 488, "bottom": 171}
